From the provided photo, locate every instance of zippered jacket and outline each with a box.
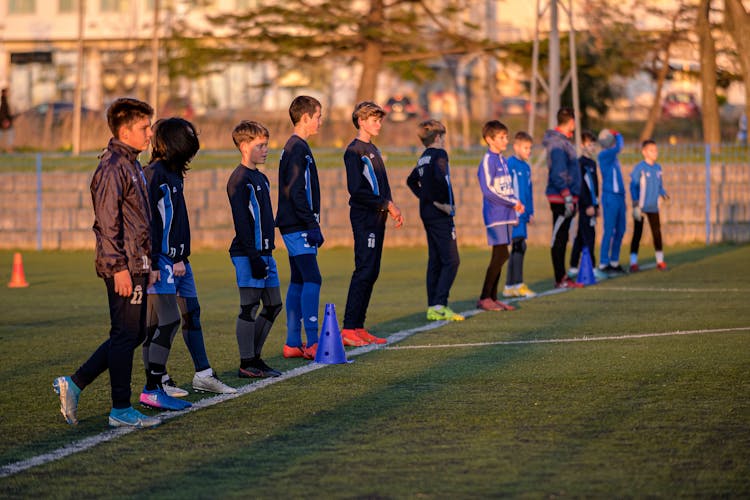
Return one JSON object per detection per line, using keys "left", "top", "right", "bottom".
{"left": 598, "top": 132, "right": 625, "bottom": 195}
{"left": 276, "top": 135, "right": 321, "bottom": 234}
{"left": 144, "top": 160, "right": 191, "bottom": 270}
{"left": 543, "top": 129, "right": 580, "bottom": 203}
{"left": 630, "top": 160, "right": 668, "bottom": 213}
{"left": 344, "top": 139, "right": 392, "bottom": 212}
{"left": 478, "top": 150, "right": 518, "bottom": 228}
{"left": 90, "top": 138, "right": 152, "bottom": 278}
{"left": 507, "top": 155, "right": 534, "bottom": 239}
{"left": 227, "top": 164, "right": 276, "bottom": 258}
{"left": 406, "top": 147, "right": 455, "bottom": 222}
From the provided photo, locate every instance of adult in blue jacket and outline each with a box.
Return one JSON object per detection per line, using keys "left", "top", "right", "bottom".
{"left": 543, "top": 107, "right": 582, "bottom": 288}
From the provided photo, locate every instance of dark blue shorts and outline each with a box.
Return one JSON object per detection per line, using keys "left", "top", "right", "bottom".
{"left": 147, "top": 255, "right": 198, "bottom": 298}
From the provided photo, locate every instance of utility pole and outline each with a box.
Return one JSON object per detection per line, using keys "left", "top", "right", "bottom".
{"left": 529, "top": 0, "right": 580, "bottom": 151}
{"left": 72, "top": 0, "right": 85, "bottom": 155}
{"left": 150, "top": 0, "right": 160, "bottom": 119}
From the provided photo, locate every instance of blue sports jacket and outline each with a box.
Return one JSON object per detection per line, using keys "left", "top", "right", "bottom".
{"left": 507, "top": 155, "right": 534, "bottom": 239}
{"left": 630, "top": 160, "right": 668, "bottom": 213}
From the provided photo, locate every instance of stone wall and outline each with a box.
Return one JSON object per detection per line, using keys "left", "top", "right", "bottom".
{"left": 2, "top": 162, "right": 749, "bottom": 250}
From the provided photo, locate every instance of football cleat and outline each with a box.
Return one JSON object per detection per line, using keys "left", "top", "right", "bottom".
{"left": 657, "top": 261, "right": 668, "bottom": 271}
{"left": 356, "top": 328, "right": 387, "bottom": 344}
{"left": 53, "top": 376, "right": 80, "bottom": 425}
{"left": 303, "top": 343, "right": 318, "bottom": 360}
{"left": 192, "top": 371, "right": 237, "bottom": 394}
{"left": 426, "top": 306, "right": 464, "bottom": 321}
{"left": 341, "top": 328, "right": 368, "bottom": 346}
{"left": 493, "top": 299, "right": 516, "bottom": 311}
{"left": 140, "top": 386, "right": 192, "bottom": 411}
{"left": 161, "top": 375, "right": 189, "bottom": 398}
{"left": 629, "top": 264, "right": 640, "bottom": 273}
{"left": 555, "top": 276, "right": 584, "bottom": 289}
{"left": 516, "top": 283, "right": 537, "bottom": 298}
{"left": 109, "top": 407, "right": 160, "bottom": 428}
{"left": 502, "top": 286, "right": 519, "bottom": 298}
{"left": 255, "top": 359, "right": 282, "bottom": 377}
{"left": 238, "top": 366, "right": 264, "bottom": 378}
{"left": 283, "top": 344, "right": 306, "bottom": 358}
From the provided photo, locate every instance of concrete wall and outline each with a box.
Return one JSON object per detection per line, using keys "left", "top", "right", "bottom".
{"left": 2, "top": 162, "right": 749, "bottom": 251}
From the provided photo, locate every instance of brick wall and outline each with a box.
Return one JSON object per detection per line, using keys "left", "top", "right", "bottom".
{"left": 2, "top": 162, "right": 749, "bottom": 250}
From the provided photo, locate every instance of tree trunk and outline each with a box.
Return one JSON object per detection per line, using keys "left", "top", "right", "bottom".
{"left": 696, "top": 0, "right": 721, "bottom": 147}
{"left": 640, "top": 47, "right": 671, "bottom": 142}
{"left": 355, "top": 0, "right": 384, "bottom": 103}
{"left": 725, "top": 0, "right": 750, "bottom": 125}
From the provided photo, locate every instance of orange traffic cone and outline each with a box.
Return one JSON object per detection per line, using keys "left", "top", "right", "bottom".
{"left": 8, "top": 252, "right": 29, "bottom": 288}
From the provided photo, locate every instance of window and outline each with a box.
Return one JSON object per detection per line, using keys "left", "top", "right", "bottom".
{"left": 100, "top": 0, "right": 127, "bottom": 12}
{"left": 9, "top": 0, "right": 36, "bottom": 13}
{"left": 59, "top": 0, "right": 76, "bottom": 13}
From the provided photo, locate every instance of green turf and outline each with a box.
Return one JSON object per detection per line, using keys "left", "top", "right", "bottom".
{"left": 0, "top": 244, "right": 748, "bottom": 497}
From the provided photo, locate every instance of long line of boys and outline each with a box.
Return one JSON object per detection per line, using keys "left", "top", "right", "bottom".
{"left": 53, "top": 97, "right": 667, "bottom": 428}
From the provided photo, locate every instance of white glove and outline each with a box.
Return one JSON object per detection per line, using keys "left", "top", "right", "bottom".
{"left": 564, "top": 195, "right": 575, "bottom": 218}
{"left": 633, "top": 206, "right": 642, "bottom": 221}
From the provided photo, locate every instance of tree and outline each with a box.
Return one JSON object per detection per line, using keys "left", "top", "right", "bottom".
{"left": 724, "top": 0, "right": 750, "bottom": 127}
{"left": 173, "top": 0, "right": 494, "bottom": 103}
{"left": 696, "top": 0, "right": 721, "bottom": 147}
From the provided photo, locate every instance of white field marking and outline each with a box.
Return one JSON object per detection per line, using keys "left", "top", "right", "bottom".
{"left": 0, "top": 266, "right": 687, "bottom": 478}
{"left": 384, "top": 326, "right": 750, "bottom": 351}
{"left": 594, "top": 286, "right": 748, "bottom": 293}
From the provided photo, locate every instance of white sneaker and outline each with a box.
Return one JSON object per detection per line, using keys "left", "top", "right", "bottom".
{"left": 193, "top": 371, "right": 238, "bottom": 394}
{"left": 162, "top": 375, "right": 189, "bottom": 398}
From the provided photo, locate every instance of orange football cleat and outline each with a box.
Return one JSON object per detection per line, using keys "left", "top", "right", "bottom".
{"left": 356, "top": 328, "right": 387, "bottom": 344}
{"left": 303, "top": 343, "right": 318, "bottom": 360}
{"left": 341, "top": 329, "right": 368, "bottom": 346}
{"left": 283, "top": 344, "right": 306, "bottom": 358}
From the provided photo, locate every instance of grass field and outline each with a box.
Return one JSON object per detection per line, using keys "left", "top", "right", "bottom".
{"left": 1, "top": 243, "right": 749, "bottom": 497}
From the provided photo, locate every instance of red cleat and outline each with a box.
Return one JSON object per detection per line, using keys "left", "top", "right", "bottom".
{"left": 341, "top": 328, "right": 368, "bottom": 346}
{"left": 657, "top": 261, "right": 668, "bottom": 271}
{"left": 493, "top": 300, "right": 515, "bottom": 311}
{"left": 477, "top": 297, "right": 503, "bottom": 311}
{"left": 356, "top": 328, "right": 387, "bottom": 344}
{"left": 303, "top": 343, "right": 318, "bottom": 360}
{"left": 283, "top": 344, "right": 306, "bottom": 358}
{"left": 555, "top": 276, "right": 584, "bottom": 289}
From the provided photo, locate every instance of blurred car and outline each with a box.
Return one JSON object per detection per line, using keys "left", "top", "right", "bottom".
{"left": 160, "top": 96, "right": 195, "bottom": 120}
{"left": 661, "top": 91, "right": 700, "bottom": 119}
{"left": 496, "top": 97, "right": 532, "bottom": 116}
{"left": 17, "top": 101, "right": 99, "bottom": 124}
{"left": 384, "top": 94, "right": 418, "bottom": 122}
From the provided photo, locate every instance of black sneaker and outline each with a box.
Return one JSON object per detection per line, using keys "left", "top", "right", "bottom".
{"left": 255, "top": 358, "right": 282, "bottom": 378}
{"left": 238, "top": 366, "right": 264, "bottom": 378}
{"left": 604, "top": 264, "right": 626, "bottom": 274}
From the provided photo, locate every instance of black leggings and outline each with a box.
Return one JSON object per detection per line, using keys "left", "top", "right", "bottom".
{"left": 480, "top": 244, "right": 509, "bottom": 301}
{"left": 630, "top": 211, "right": 663, "bottom": 255}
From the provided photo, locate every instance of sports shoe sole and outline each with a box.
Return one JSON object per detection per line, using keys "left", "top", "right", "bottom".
{"left": 108, "top": 415, "right": 160, "bottom": 428}
{"left": 193, "top": 376, "right": 238, "bottom": 394}
{"left": 53, "top": 376, "right": 78, "bottom": 425}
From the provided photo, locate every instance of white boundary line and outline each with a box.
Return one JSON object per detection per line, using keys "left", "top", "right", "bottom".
{"left": 594, "top": 286, "right": 748, "bottom": 293}
{"left": 385, "top": 326, "right": 750, "bottom": 351}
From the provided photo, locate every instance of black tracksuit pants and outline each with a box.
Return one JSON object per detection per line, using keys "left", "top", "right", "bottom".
{"left": 570, "top": 209, "right": 596, "bottom": 268}
{"left": 72, "top": 275, "right": 148, "bottom": 409}
{"left": 343, "top": 208, "right": 387, "bottom": 330}
{"left": 550, "top": 202, "right": 575, "bottom": 283}
{"left": 424, "top": 218, "right": 460, "bottom": 307}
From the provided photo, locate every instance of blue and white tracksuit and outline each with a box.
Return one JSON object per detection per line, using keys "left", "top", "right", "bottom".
{"left": 506, "top": 155, "right": 533, "bottom": 286}
{"left": 629, "top": 160, "right": 668, "bottom": 258}
{"left": 343, "top": 138, "right": 393, "bottom": 330}
{"left": 478, "top": 150, "right": 519, "bottom": 246}
{"left": 598, "top": 132, "right": 626, "bottom": 267}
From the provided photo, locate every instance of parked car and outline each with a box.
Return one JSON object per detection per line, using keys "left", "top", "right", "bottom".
{"left": 496, "top": 97, "right": 532, "bottom": 116}
{"left": 16, "top": 101, "right": 100, "bottom": 126}
{"left": 661, "top": 91, "right": 700, "bottom": 119}
{"left": 160, "top": 96, "right": 195, "bottom": 120}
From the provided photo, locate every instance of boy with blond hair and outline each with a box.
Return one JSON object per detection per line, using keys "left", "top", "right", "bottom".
{"left": 227, "top": 121, "right": 282, "bottom": 378}
{"left": 341, "top": 101, "right": 404, "bottom": 345}
{"left": 407, "top": 119, "right": 463, "bottom": 321}
{"left": 503, "top": 131, "right": 536, "bottom": 298}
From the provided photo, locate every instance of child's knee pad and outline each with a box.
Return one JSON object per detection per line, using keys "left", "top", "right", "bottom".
{"left": 151, "top": 319, "right": 181, "bottom": 349}
{"left": 260, "top": 302, "right": 282, "bottom": 322}
{"left": 181, "top": 297, "right": 202, "bottom": 331}
{"left": 239, "top": 302, "right": 259, "bottom": 322}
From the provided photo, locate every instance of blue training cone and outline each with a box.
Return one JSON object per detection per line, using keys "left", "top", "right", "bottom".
{"left": 576, "top": 247, "right": 597, "bottom": 286}
{"left": 315, "top": 303, "right": 353, "bottom": 364}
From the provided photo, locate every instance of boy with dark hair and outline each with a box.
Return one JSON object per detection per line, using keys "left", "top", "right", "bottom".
{"left": 503, "top": 131, "right": 536, "bottom": 298}
{"left": 568, "top": 130, "right": 602, "bottom": 278}
{"left": 54, "top": 97, "right": 160, "bottom": 428}
{"left": 277, "top": 96, "right": 324, "bottom": 360}
{"left": 341, "top": 101, "right": 404, "bottom": 346}
{"left": 597, "top": 128, "right": 627, "bottom": 274}
{"left": 406, "top": 119, "right": 463, "bottom": 321}
{"left": 227, "top": 121, "right": 283, "bottom": 378}
{"left": 477, "top": 120, "right": 524, "bottom": 311}
{"left": 543, "top": 107, "right": 583, "bottom": 289}
{"left": 140, "top": 118, "right": 236, "bottom": 412}
{"left": 629, "top": 139, "right": 670, "bottom": 271}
